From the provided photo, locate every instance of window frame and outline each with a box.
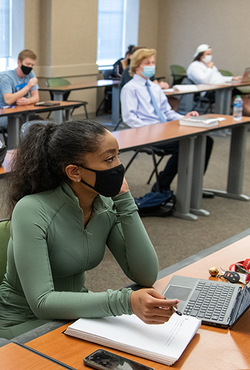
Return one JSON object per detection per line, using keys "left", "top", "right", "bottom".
{"left": 0, "top": 0, "right": 24, "bottom": 73}
{"left": 96, "top": 0, "right": 139, "bottom": 70}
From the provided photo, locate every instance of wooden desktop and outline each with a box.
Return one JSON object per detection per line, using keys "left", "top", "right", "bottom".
{"left": 39, "top": 79, "right": 121, "bottom": 125}
{"left": 0, "top": 342, "right": 68, "bottom": 369}
{"left": 24, "top": 233, "right": 250, "bottom": 370}
{"left": 113, "top": 114, "right": 250, "bottom": 220}
{"left": 0, "top": 101, "right": 82, "bottom": 149}
{"left": 165, "top": 80, "right": 250, "bottom": 115}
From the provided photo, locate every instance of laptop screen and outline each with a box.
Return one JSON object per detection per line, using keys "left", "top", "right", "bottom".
{"left": 231, "top": 281, "right": 250, "bottom": 326}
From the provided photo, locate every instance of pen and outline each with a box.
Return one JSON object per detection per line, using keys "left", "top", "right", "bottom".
{"left": 173, "top": 306, "right": 182, "bottom": 316}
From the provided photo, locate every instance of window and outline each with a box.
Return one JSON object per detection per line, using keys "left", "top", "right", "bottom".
{"left": 0, "top": 0, "right": 11, "bottom": 71}
{"left": 97, "top": 0, "right": 139, "bottom": 69}
{"left": 0, "top": 0, "right": 24, "bottom": 72}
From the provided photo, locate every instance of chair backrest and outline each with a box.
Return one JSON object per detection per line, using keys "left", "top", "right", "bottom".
{"left": 102, "top": 69, "right": 113, "bottom": 79}
{"left": 46, "top": 78, "right": 71, "bottom": 101}
{"left": 219, "top": 69, "right": 233, "bottom": 77}
{"left": 181, "top": 77, "right": 195, "bottom": 85}
{"left": 170, "top": 65, "right": 187, "bottom": 86}
{"left": 178, "top": 77, "right": 196, "bottom": 114}
{"left": 46, "top": 77, "right": 71, "bottom": 87}
{"left": 0, "top": 220, "right": 10, "bottom": 283}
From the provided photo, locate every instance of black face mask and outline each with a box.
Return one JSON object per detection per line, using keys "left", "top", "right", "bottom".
{"left": 80, "top": 163, "right": 125, "bottom": 197}
{"left": 21, "top": 65, "right": 32, "bottom": 75}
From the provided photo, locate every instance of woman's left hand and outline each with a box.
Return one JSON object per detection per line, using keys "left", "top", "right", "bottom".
{"left": 158, "top": 81, "right": 170, "bottom": 89}
{"left": 184, "top": 111, "right": 199, "bottom": 118}
{"left": 232, "top": 76, "right": 242, "bottom": 81}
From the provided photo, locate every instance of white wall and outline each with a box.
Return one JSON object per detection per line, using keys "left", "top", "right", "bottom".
{"left": 157, "top": 0, "right": 250, "bottom": 84}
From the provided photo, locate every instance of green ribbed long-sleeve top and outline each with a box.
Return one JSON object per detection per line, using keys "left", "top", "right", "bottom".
{"left": 0, "top": 183, "right": 159, "bottom": 325}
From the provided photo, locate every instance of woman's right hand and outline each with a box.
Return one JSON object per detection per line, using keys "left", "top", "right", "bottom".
{"left": 207, "top": 61, "right": 214, "bottom": 69}
{"left": 130, "top": 288, "right": 179, "bottom": 324}
{"left": 118, "top": 176, "right": 129, "bottom": 195}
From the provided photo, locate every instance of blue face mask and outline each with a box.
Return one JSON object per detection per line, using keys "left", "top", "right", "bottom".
{"left": 141, "top": 65, "right": 155, "bottom": 78}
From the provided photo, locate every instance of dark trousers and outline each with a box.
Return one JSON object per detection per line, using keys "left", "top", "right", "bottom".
{"left": 154, "top": 136, "right": 213, "bottom": 190}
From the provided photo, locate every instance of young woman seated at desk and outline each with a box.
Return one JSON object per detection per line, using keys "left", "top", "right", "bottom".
{"left": 0, "top": 119, "right": 178, "bottom": 339}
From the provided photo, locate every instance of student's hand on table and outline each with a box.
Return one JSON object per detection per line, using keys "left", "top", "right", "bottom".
{"left": 184, "top": 111, "right": 199, "bottom": 119}
{"left": 130, "top": 288, "right": 179, "bottom": 324}
{"left": 27, "top": 77, "right": 38, "bottom": 90}
{"left": 232, "top": 76, "right": 242, "bottom": 81}
{"left": 158, "top": 81, "right": 170, "bottom": 89}
{"left": 16, "top": 97, "right": 30, "bottom": 105}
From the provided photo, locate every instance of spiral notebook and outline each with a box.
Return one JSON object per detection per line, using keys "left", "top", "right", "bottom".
{"left": 64, "top": 313, "right": 201, "bottom": 366}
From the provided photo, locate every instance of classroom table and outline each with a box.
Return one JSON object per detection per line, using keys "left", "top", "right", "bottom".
{"left": 165, "top": 83, "right": 231, "bottom": 114}
{"left": 210, "top": 80, "right": 250, "bottom": 115}
{"left": 0, "top": 342, "right": 71, "bottom": 370}
{"left": 113, "top": 118, "right": 206, "bottom": 221}
{"left": 189, "top": 114, "right": 250, "bottom": 217}
{"left": 165, "top": 80, "right": 250, "bottom": 114}
{"left": 0, "top": 101, "right": 82, "bottom": 149}
{"left": 24, "top": 230, "right": 250, "bottom": 370}
{"left": 39, "top": 79, "right": 121, "bottom": 125}
{"left": 1, "top": 115, "right": 249, "bottom": 220}
{"left": 113, "top": 114, "right": 250, "bottom": 220}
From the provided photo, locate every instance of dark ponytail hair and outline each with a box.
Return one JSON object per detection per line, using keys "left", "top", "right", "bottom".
{"left": 6, "top": 119, "right": 107, "bottom": 216}
{"left": 193, "top": 51, "right": 205, "bottom": 62}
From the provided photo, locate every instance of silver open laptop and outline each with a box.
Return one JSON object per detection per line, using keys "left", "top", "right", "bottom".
{"left": 241, "top": 67, "right": 250, "bottom": 83}
{"left": 163, "top": 275, "right": 250, "bottom": 329}
{"left": 228, "top": 67, "right": 250, "bottom": 84}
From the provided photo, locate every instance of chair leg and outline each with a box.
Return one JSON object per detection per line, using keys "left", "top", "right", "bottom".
{"left": 96, "top": 98, "right": 105, "bottom": 116}
{"left": 203, "top": 105, "right": 210, "bottom": 114}
{"left": 125, "top": 151, "right": 140, "bottom": 172}
{"left": 151, "top": 151, "right": 161, "bottom": 192}
{"left": 147, "top": 157, "right": 165, "bottom": 184}
{"left": 113, "top": 118, "right": 122, "bottom": 131}
{"left": 125, "top": 149, "right": 166, "bottom": 193}
{"left": 84, "top": 104, "right": 89, "bottom": 119}
{"left": 192, "top": 99, "right": 200, "bottom": 111}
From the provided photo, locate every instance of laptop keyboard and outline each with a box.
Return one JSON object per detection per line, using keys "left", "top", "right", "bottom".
{"left": 183, "top": 281, "right": 235, "bottom": 321}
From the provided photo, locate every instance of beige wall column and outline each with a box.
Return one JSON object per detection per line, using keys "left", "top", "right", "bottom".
{"left": 138, "top": 0, "right": 166, "bottom": 79}
{"left": 24, "top": 0, "right": 99, "bottom": 115}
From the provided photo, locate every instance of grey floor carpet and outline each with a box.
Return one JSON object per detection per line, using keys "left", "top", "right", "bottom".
{"left": 1, "top": 117, "right": 249, "bottom": 293}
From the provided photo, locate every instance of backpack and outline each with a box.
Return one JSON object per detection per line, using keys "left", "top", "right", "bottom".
{"left": 134, "top": 190, "right": 176, "bottom": 217}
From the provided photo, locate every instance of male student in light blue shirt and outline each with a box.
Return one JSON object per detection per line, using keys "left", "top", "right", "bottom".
{"left": 0, "top": 49, "right": 39, "bottom": 129}
{"left": 121, "top": 48, "right": 213, "bottom": 193}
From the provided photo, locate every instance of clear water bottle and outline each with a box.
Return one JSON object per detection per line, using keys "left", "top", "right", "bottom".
{"left": 233, "top": 95, "right": 243, "bottom": 120}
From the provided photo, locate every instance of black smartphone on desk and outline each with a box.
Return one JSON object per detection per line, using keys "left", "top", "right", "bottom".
{"left": 84, "top": 349, "right": 154, "bottom": 370}
{"left": 34, "top": 101, "right": 60, "bottom": 106}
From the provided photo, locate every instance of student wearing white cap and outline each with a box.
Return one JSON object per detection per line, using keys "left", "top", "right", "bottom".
{"left": 187, "top": 44, "right": 241, "bottom": 85}
{"left": 187, "top": 44, "right": 250, "bottom": 116}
